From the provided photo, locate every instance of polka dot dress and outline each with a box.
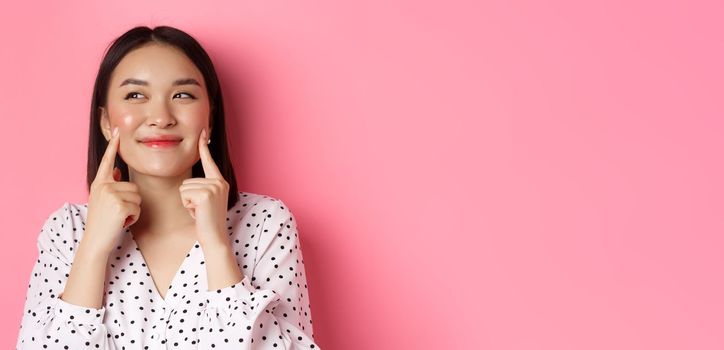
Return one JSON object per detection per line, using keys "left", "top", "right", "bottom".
{"left": 16, "top": 191, "right": 320, "bottom": 349}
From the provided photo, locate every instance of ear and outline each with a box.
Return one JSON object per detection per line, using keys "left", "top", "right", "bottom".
{"left": 99, "top": 106, "right": 111, "bottom": 141}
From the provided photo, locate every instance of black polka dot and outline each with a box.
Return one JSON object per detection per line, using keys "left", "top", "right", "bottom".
{"left": 16, "top": 193, "right": 320, "bottom": 348}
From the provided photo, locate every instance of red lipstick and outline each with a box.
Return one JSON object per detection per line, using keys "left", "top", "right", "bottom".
{"left": 139, "top": 134, "right": 183, "bottom": 148}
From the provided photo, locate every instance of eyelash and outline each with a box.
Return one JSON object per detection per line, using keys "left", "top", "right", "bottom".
{"left": 124, "top": 92, "right": 197, "bottom": 100}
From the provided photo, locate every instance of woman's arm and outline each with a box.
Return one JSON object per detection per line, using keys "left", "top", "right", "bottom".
{"left": 198, "top": 199, "right": 320, "bottom": 349}
{"left": 60, "top": 234, "right": 111, "bottom": 309}
{"left": 16, "top": 203, "right": 115, "bottom": 350}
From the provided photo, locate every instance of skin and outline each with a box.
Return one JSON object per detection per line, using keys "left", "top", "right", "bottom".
{"left": 60, "top": 43, "right": 243, "bottom": 308}
{"left": 99, "top": 42, "right": 211, "bottom": 237}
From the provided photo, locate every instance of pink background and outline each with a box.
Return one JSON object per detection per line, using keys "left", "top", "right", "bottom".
{"left": 1, "top": 0, "right": 723, "bottom": 349}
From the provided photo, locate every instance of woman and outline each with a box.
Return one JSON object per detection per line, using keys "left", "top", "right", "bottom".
{"left": 16, "top": 25, "right": 320, "bottom": 349}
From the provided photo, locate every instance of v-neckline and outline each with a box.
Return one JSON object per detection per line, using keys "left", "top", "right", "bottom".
{"left": 126, "top": 227, "right": 199, "bottom": 304}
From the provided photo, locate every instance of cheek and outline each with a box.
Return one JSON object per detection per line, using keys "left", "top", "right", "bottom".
{"left": 122, "top": 115, "right": 134, "bottom": 127}
{"left": 113, "top": 111, "right": 140, "bottom": 127}
{"left": 111, "top": 114, "right": 140, "bottom": 158}
{"left": 177, "top": 113, "right": 209, "bottom": 133}
{"left": 108, "top": 106, "right": 142, "bottom": 128}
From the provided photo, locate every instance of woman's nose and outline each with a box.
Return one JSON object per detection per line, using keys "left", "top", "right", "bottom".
{"left": 147, "top": 100, "right": 177, "bottom": 127}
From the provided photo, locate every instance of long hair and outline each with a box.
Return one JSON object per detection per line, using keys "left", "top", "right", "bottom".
{"left": 87, "top": 25, "right": 239, "bottom": 209}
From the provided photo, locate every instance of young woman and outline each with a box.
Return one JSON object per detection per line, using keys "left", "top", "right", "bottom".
{"left": 16, "top": 26, "right": 320, "bottom": 349}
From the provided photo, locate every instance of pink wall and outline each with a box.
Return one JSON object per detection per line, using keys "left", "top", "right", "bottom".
{"left": 2, "top": 0, "right": 723, "bottom": 348}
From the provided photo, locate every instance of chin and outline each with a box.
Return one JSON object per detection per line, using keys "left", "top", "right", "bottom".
{"left": 129, "top": 165, "right": 193, "bottom": 179}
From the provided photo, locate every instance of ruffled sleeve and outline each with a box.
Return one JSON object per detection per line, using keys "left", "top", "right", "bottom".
{"left": 198, "top": 199, "right": 320, "bottom": 349}
{"left": 16, "top": 202, "right": 114, "bottom": 349}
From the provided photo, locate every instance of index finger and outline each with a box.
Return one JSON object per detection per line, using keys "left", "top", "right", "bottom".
{"left": 96, "top": 127, "right": 120, "bottom": 182}
{"left": 198, "top": 128, "right": 222, "bottom": 179}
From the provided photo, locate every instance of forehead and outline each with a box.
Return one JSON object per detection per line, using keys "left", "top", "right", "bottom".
{"left": 110, "top": 43, "right": 205, "bottom": 88}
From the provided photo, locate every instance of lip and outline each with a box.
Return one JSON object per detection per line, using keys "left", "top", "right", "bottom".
{"left": 138, "top": 135, "right": 183, "bottom": 149}
{"left": 138, "top": 135, "right": 184, "bottom": 142}
{"left": 141, "top": 140, "right": 181, "bottom": 148}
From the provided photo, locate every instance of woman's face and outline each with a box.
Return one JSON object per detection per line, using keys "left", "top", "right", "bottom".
{"left": 99, "top": 43, "right": 212, "bottom": 179}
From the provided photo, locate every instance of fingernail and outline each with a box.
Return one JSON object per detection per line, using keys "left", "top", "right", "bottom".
{"left": 113, "top": 127, "right": 119, "bottom": 136}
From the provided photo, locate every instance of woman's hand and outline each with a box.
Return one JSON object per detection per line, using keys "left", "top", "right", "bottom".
{"left": 179, "top": 128, "right": 230, "bottom": 249}
{"left": 84, "top": 127, "right": 142, "bottom": 256}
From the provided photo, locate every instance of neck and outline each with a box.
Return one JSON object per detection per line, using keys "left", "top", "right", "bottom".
{"left": 127, "top": 167, "right": 196, "bottom": 236}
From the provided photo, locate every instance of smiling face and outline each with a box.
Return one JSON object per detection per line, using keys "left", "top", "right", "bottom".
{"left": 99, "top": 42, "right": 212, "bottom": 180}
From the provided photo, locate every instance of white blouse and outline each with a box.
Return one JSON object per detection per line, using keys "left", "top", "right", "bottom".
{"left": 16, "top": 191, "right": 320, "bottom": 349}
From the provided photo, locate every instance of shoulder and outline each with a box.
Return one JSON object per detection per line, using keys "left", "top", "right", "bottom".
{"left": 35, "top": 201, "right": 88, "bottom": 263}
{"left": 38, "top": 201, "right": 88, "bottom": 234}
{"left": 229, "top": 191, "right": 296, "bottom": 220}
{"left": 228, "top": 191, "right": 299, "bottom": 238}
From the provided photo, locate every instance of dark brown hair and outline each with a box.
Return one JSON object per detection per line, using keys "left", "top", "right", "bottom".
{"left": 87, "top": 25, "right": 239, "bottom": 209}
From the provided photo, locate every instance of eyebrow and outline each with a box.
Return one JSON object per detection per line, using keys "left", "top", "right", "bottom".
{"left": 119, "top": 78, "right": 201, "bottom": 87}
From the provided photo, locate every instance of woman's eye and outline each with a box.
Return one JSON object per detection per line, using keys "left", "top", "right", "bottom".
{"left": 124, "top": 92, "right": 144, "bottom": 100}
{"left": 123, "top": 92, "right": 196, "bottom": 100}
{"left": 174, "top": 92, "right": 196, "bottom": 99}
